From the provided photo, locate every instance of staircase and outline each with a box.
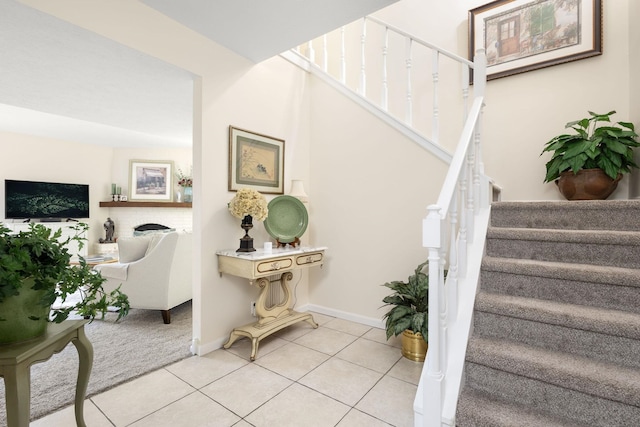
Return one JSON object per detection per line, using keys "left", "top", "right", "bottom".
{"left": 456, "top": 200, "right": 640, "bottom": 426}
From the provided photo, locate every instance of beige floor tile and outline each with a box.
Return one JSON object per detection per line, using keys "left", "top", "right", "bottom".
{"left": 355, "top": 376, "right": 417, "bottom": 427}
{"left": 362, "top": 327, "right": 401, "bottom": 348}
{"left": 200, "top": 363, "right": 292, "bottom": 417}
{"left": 31, "top": 400, "right": 112, "bottom": 427}
{"left": 294, "top": 327, "right": 358, "bottom": 355}
{"left": 244, "top": 383, "right": 350, "bottom": 427}
{"left": 336, "top": 337, "right": 402, "bottom": 373}
{"left": 91, "top": 369, "right": 195, "bottom": 426}
{"left": 323, "top": 318, "right": 373, "bottom": 337}
{"left": 272, "top": 319, "right": 317, "bottom": 341}
{"left": 336, "top": 409, "right": 394, "bottom": 427}
{"left": 129, "top": 391, "right": 240, "bottom": 427}
{"left": 165, "top": 349, "right": 248, "bottom": 388}
{"left": 254, "top": 342, "right": 329, "bottom": 380}
{"left": 299, "top": 358, "right": 382, "bottom": 406}
{"left": 387, "top": 356, "right": 424, "bottom": 385}
{"left": 307, "top": 312, "right": 335, "bottom": 325}
{"left": 223, "top": 334, "right": 289, "bottom": 360}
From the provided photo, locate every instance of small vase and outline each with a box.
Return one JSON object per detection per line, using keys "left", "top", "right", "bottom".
{"left": 175, "top": 190, "right": 182, "bottom": 203}
{"left": 237, "top": 215, "right": 256, "bottom": 252}
{"left": 183, "top": 186, "right": 193, "bottom": 203}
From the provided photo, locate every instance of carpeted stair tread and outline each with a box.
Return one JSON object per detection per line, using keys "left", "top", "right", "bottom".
{"left": 474, "top": 310, "right": 640, "bottom": 369}
{"left": 464, "top": 362, "right": 640, "bottom": 426}
{"left": 482, "top": 256, "right": 640, "bottom": 288}
{"left": 490, "top": 200, "right": 640, "bottom": 231}
{"left": 466, "top": 337, "right": 640, "bottom": 407}
{"left": 485, "top": 227, "right": 640, "bottom": 268}
{"left": 480, "top": 257, "right": 640, "bottom": 314}
{"left": 456, "top": 389, "right": 584, "bottom": 427}
{"left": 487, "top": 226, "right": 640, "bottom": 246}
{"left": 475, "top": 292, "right": 640, "bottom": 341}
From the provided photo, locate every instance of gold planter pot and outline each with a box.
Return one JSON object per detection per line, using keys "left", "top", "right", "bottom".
{"left": 401, "top": 330, "right": 428, "bottom": 362}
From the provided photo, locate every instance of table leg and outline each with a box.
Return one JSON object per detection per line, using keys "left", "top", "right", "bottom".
{"left": 71, "top": 326, "right": 93, "bottom": 427}
{"left": 3, "top": 363, "right": 31, "bottom": 427}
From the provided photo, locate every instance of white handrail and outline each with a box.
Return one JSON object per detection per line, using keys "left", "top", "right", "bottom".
{"left": 286, "top": 19, "right": 490, "bottom": 426}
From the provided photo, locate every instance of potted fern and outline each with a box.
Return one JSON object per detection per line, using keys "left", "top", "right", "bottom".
{"left": 0, "top": 223, "right": 129, "bottom": 344}
{"left": 381, "top": 260, "right": 429, "bottom": 362}
{"left": 541, "top": 110, "right": 640, "bottom": 200}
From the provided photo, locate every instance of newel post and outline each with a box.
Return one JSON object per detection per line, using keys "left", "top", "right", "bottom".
{"left": 473, "top": 48, "right": 486, "bottom": 97}
{"left": 423, "top": 205, "right": 444, "bottom": 426}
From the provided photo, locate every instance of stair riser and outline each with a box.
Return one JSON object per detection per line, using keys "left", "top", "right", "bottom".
{"left": 473, "top": 311, "right": 640, "bottom": 369}
{"left": 480, "top": 269, "right": 640, "bottom": 314}
{"left": 490, "top": 201, "right": 640, "bottom": 231}
{"left": 486, "top": 238, "right": 640, "bottom": 269}
{"left": 465, "top": 363, "right": 640, "bottom": 427}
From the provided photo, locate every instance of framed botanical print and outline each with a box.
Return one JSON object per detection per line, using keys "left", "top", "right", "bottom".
{"left": 228, "top": 126, "right": 284, "bottom": 194}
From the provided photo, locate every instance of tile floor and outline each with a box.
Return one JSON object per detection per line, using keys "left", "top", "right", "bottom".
{"left": 31, "top": 312, "right": 424, "bottom": 427}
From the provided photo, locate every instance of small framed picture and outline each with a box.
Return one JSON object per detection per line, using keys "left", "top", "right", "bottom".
{"left": 228, "top": 126, "right": 284, "bottom": 194}
{"left": 129, "top": 160, "right": 174, "bottom": 201}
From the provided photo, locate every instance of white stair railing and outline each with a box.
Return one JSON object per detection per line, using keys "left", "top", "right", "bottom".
{"left": 291, "top": 16, "right": 481, "bottom": 157}
{"left": 285, "top": 17, "right": 490, "bottom": 426}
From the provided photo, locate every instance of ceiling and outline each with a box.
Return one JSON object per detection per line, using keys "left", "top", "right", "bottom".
{"left": 0, "top": 0, "right": 398, "bottom": 148}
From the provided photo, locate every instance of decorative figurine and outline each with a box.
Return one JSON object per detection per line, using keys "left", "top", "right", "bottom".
{"left": 99, "top": 217, "right": 115, "bottom": 243}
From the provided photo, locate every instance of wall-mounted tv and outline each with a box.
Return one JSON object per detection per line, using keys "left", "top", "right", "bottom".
{"left": 5, "top": 179, "right": 90, "bottom": 220}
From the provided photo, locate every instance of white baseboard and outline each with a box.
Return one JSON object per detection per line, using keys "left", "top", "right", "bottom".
{"left": 195, "top": 305, "right": 384, "bottom": 356}
{"left": 301, "top": 303, "right": 385, "bottom": 329}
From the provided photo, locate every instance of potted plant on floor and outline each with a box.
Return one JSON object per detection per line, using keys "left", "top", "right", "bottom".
{"left": 0, "top": 223, "right": 129, "bottom": 345}
{"left": 541, "top": 110, "right": 640, "bottom": 200}
{"left": 381, "top": 260, "right": 429, "bottom": 362}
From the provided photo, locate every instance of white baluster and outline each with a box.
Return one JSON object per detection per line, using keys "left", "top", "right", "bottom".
{"left": 381, "top": 27, "right": 389, "bottom": 111}
{"left": 322, "top": 35, "right": 328, "bottom": 72}
{"left": 405, "top": 38, "right": 413, "bottom": 125}
{"left": 462, "top": 65, "right": 470, "bottom": 122}
{"left": 447, "top": 193, "right": 459, "bottom": 322}
{"left": 359, "top": 18, "right": 367, "bottom": 96}
{"left": 307, "top": 40, "right": 315, "bottom": 64}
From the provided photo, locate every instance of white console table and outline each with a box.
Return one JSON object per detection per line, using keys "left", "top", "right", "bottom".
{"left": 217, "top": 246, "right": 326, "bottom": 360}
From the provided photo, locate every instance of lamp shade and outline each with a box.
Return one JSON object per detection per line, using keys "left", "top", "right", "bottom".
{"left": 289, "top": 179, "right": 309, "bottom": 203}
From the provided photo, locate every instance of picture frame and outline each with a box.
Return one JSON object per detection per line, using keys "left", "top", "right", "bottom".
{"left": 469, "top": 0, "right": 602, "bottom": 81}
{"left": 228, "top": 126, "right": 285, "bottom": 194}
{"left": 128, "top": 160, "right": 174, "bottom": 202}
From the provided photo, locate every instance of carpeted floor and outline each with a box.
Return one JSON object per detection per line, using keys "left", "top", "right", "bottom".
{"left": 0, "top": 301, "right": 192, "bottom": 423}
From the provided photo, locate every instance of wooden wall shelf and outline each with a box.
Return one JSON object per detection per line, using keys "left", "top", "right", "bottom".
{"left": 99, "top": 201, "right": 192, "bottom": 208}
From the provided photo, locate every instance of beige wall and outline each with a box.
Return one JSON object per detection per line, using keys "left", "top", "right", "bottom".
{"left": 14, "top": 0, "right": 638, "bottom": 350}
{"left": 374, "top": 0, "right": 635, "bottom": 201}
{"left": 0, "top": 131, "right": 193, "bottom": 242}
{"left": 0, "top": 131, "right": 113, "bottom": 244}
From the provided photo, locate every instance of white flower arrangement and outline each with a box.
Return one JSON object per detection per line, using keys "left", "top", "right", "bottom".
{"left": 228, "top": 188, "right": 268, "bottom": 221}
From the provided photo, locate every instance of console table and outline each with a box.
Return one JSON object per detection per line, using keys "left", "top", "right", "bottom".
{"left": 0, "top": 320, "right": 93, "bottom": 427}
{"left": 217, "top": 246, "right": 326, "bottom": 361}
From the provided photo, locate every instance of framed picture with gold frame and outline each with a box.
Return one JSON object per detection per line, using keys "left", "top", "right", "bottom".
{"left": 469, "top": 0, "right": 602, "bottom": 81}
{"left": 228, "top": 126, "right": 284, "bottom": 194}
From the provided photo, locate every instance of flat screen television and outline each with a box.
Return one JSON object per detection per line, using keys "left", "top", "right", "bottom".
{"left": 5, "top": 179, "right": 90, "bottom": 220}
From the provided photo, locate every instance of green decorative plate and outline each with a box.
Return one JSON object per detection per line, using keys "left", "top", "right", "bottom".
{"left": 264, "top": 195, "right": 308, "bottom": 243}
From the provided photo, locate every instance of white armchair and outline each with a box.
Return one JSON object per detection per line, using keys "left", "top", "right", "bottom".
{"left": 94, "top": 231, "right": 192, "bottom": 324}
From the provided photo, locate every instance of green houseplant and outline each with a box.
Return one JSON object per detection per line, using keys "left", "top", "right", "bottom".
{"left": 382, "top": 260, "right": 429, "bottom": 361}
{"left": 541, "top": 110, "right": 640, "bottom": 199}
{"left": 0, "top": 223, "right": 129, "bottom": 344}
